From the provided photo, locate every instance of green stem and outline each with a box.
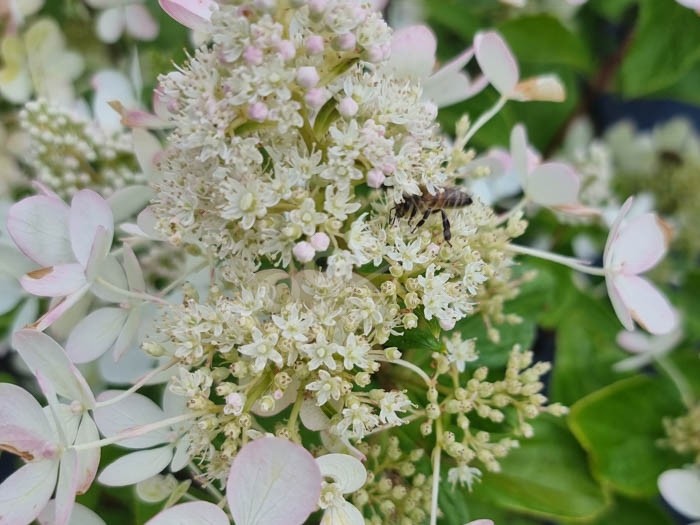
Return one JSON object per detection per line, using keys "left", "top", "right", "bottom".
{"left": 656, "top": 356, "right": 695, "bottom": 409}
{"left": 507, "top": 243, "right": 606, "bottom": 277}
{"left": 429, "top": 418, "right": 443, "bottom": 525}
{"left": 463, "top": 96, "right": 508, "bottom": 145}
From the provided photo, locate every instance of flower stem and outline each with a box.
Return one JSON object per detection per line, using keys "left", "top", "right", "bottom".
{"left": 71, "top": 413, "right": 201, "bottom": 451}
{"left": 463, "top": 96, "right": 508, "bottom": 145}
{"left": 507, "top": 243, "right": 606, "bottom": 277}
{"left": 94, "top": 358, "right": 179, "bottom": 410}
{"left": 377, "top": 357, "right": 432, "bottom": 386}
{"left": 656, "top": 356, "right": 696, "bottom": 409}
{"left": 95, "top": 277, "right": 170, "bottom": 305}
{"left": 429, "top": 418, "right": 443, "bottom": 525}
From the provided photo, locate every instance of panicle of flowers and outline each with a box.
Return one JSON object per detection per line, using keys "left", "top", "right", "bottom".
{"left": 19, "top": 99, "right": 147, "bottom": 198}
{"left": 436, "top": 342, "right": 567, "bottom": 480}
{"left": 660, "top": 402, "right": 700, "bottom": 464}
{"left": 352, "top": 437, "right": 434, "bottom": 525}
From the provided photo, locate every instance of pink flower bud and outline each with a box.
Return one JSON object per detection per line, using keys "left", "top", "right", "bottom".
{"left": 310, "top": 232, "right": 330, "bottom": 251}
{"left": 439, "top": 318, "right": 456, "bottom": 331}
{"left": 305, "top": 88, "right": 326, "bottom": 109}
{"left": 293, "top": 241, "right": 316, "bottom": 263}
{"left": 273, "top": 389, "right": 284, "bottom": 400}
{"left": 243, "top": 46, "right": 263, "bottom": 65}
{"left": 296, "top": 66, "right": 320, "bottom": 88}
{"left": 333, "top": 33, "right": 356, "bottom": 51}
{"left": 338, "top": 96, "right": 359, "bottom": 117}
{"left": 366, "top": 168, "right": 385, "bottom": 188}
{"left": 248, "top": 102, "right": 268, "bottom": 122}
{"left": 308, "top": 0, "right": 327, "bottom": 14}
{"left": 277, "top": 40, "right": 296, "bottom": 60}
{"left": 365, "top": 45, "right": 384, "bottom": 63}
{"left": 305, "top": 35, "right": 325, "bottom": 55}
{"left": 381, "top": 161, "right": 396, "bottom": 174}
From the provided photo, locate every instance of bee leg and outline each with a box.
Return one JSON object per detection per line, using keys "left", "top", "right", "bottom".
{"left": 441, "top": 210, "right": 452, "bottom": 246}
{"left": 412, "top": 209, "right": 432, "bottom": 232}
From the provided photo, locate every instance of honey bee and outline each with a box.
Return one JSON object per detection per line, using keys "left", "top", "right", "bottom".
{"left": 391, "top": 186, "right": 473, "bottom": 244}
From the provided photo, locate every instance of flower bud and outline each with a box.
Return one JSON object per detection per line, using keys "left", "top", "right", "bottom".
{"left": 305, "top": 35, "right": 325, "bottom": 55}
{"left": 293, "top": 241, "right": 316, "bottom": 262}
{"left": 366, "top": 167, "right": 385, "bottom": 188}
{"left": 310, "top": 231, "right": 330, "bottom": 251}
{"left": 333, "top": 33, "right": 356, "bottom": 51}
{"left": 338, "top": 97, "right": 358, "bottom": 117}
{"left": 247, "top": 102, "right": 268, "bottom": 122}
{"left": 277, "top": 40, "right": 296, "bottom": 60}
{"left": 243, "top": 46, "right": 263, "bottom": 66}
{"left": 296, "top": 66, "right": 320, "bottom": 88}
{"left": 304, "top": 88, "right": 326, "bottom": 109}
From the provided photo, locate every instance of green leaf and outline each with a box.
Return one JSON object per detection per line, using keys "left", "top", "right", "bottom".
{"left": 621, "top": 0, "right": 700, "bottom": 96}
{"left": 550, "top": 291, "right": 626, "bottom": 405}
{"left": 472, "top": 416, "right": 609, "bottom": 520}
{"left": 569, "top": 376, "right": 686, "bottom": 497}
{"left": 576, "top": 495, "right": 676, "bottom": 525}
{"left": 587, "top": 0, "right": 637, "bottom": 20}
{"left": 497, "top": 15, "right": 593, "bottom": 72}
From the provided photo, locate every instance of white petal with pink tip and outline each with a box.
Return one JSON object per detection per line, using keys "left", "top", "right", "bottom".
{"left": 12, "top": 330, "right": 95, "bottom": 408}
{"left": 227, "top": 437, "right": 322, "bottom": 525}
{"left": 611, "top": 274, "right": 677, "bottom": 335}
{"left": 474, "top": 31, "right": 519, "bottom": 96}
{"left": 7, "top": 195, "right": 72, "bottom": 267}
{"left": 98, "top": 446, "right": 173, "bottom": 487}
{"left": 0, "top": 383, "right": 56, "bottom": 460}
{"left": 0, "top": 459, "right": 59, "bottom": 525}
{"left": 609, "top": 213, "right": 669, "bottom": 274}
{"left": 94, "top": 391, "right": 171, "bottom": 449}
{"left": 159, "top": 0, "right": 216, "bottom": 31}
{"left": 388, "top": 25, "right": 436, "bottom": 80}
{"left": 146, "top": 502, "right": 229, "bottom": 525}
{"left": 69, "top": 190, "right": 114, "bottom": 269}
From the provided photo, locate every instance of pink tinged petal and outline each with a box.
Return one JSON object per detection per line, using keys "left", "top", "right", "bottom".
{"left": 0, "top": 383, "right": 55, "bottom": 461}
{"left": 125, "top": 4, "right": 159, "bottom": 41}
{"left": 388, "top": 25, "right": 437, "bottom": 79}
{"left": 659, "top": 469, "right": 700, "bottom": 519}
{"left": 145, "top": 502, "right": 229, "bottom": 525}
{"left": 93, "top": 391, "right": 170, "bottom": 449}
{"left": 612, "top": 274, "right": 678, "bottom": 335}
{"left": 91, "top": 70, "right": 136, "bottom": 135}
{"left": 133, "top": 129, "right": 162, "bottom": 178}
{"left": 21, "top": 263, "right": 87, "bottom": 298}
{"left": 474, "top": 31, "right": 519, "bottom": 97}
{"left": 7, "top": 195, "right": 72, "bottom": 267}
{"left": 122, "top": 244, "right": 145, "bottom": 292}
{"left": 12, "top": 329, "right": 96, "bottom": 408}
{"left": 227, "top": 436, "right": 322, "bottom": 525}
{"left": 113, "top": 307, "right": 142, "bottom": 360}
{"left": 121, "top": 108, "right": 171, "bottom": 129}
{"left": 54, "top": 449, "right": 79, "bottom": 525}
{"left": 514, "top": 74, "right": 566, "bottom": 102}
{"left": 107, "top": 185, "right": 153, "bottom": 223}
{"left": 31, "top": 285, "right": 91, "bottom": 332}
{"left": 300, "top": 400, "right": 331, "bottom": 431}
{"left": 90, "top": 253, "right": 128, "bottom": 302}
{"left": 610, "top": 213, "right": 671, "bottom": 275}
{"left": 96, "top": 7, "right": 126, "bottom": 44}
{"left": 616, "top": 330, "right": 652, "bottom": 354}
{"left": 0, "top": 459, "right": 59, "bottom": 525}
{"left": 158, "top": 0, "right": 216, "bottom": 31}
{"left": 606, "top": 275, "right": 635, "bottom": 332}
{"left": 316, "top": 454, "right": 366, "bottom": 493}
{"left": 38, "top": 502, "right": 106, "bottom": 525}
{"left": 423, "top": 71, "right": 486, "bottom": 107}
{"left": 74, "top": 415, "right": 100, "bottom": 493}
{"left": 70, "top": 190, "right": 114, "bottom": 269}
{"left": 66, "top": 307, "right": 129, "bottom": 363}
{"left": 321, "top": 501, "right": 364, "bottom": 525}
{"left": 170, "top": 436, "right": 190, "bottom": 472}
{"left": 526, "top": 163, "right": 581, "bottom": 207}
{"left": 604, "top": 196, "right": 635, "bottom": 268}
{"left": 0, "top": 276, "right": 25, "bottom": 315}
{"left": 98, "top": 446, "right": 173, "bottom": 486}
{"left": 510, "top": 124, "right": 530, "bottom": 187}
{"left": 466, "top": 521, "right": 495, "bottom": 525}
